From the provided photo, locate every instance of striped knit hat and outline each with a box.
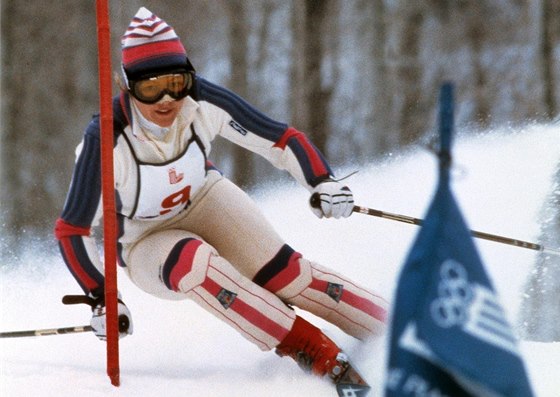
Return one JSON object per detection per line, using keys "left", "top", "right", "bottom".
{"left": 121, "top": 7, "right": 193, "bottom": 81}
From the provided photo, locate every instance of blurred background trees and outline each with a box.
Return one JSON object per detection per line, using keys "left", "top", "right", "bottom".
{"left": 3, "top": 0, "right": 560, "bottom": 236}
{"left": 1, "top": 1, "right": 560, "bottom": 339}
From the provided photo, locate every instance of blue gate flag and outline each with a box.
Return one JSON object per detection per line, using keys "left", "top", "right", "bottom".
{"left": 385, "top": 83, "right": 534, "bottom": 397}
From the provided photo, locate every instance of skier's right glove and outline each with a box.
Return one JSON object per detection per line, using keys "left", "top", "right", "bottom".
{"left": 62, "top": 294, "right": 133, "bottom": 341}
{"left": 90, "top": 298, "right": 133, "bottom": 341}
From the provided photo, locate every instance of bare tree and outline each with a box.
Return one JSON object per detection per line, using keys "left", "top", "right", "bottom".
{"left": 464, "top": 1, "right": 491, "bottom": 128}
{"left": 383, "top": 3, "right": 426, "bottom": 147}
{"left": 222, "top": 0, "right": 254, "bottom": 188}
{"left": 1, "top": 1, "right": 98, "bottom": 249}
{"left": 540, "top": 0, "right": 560, "bottom": 118}
{"left": 290, "top": 0, "right": 335, "bottom": 153}
{"left": 369, "top": 0, "right": 396, "bottom": 153}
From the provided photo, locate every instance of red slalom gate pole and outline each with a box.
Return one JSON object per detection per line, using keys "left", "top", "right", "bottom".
{"left": 95, "top": 0, "right": 120, "bottom": 386}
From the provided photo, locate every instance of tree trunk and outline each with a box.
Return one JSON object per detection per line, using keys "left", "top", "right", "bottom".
{"left": 224, "top": 0, "right": 254, "bottom": 188}
{"left": 466, "top": 1, "right": 491, "bottom": 128}
{"left": 386, "top": 4, "right": 425, "bottom": 146}
{"left": 369, "top": 0, "right": 395, "bottom": 153}
{"left": 290, "top": 0, "right": 333, "bottom": 154}
{"left": 541, "top": 0, "right": 559, "bottom": 118}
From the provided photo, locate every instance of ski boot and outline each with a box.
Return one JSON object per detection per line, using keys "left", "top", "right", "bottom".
{"left": 276, "top": 316, "right": 370, "bottom": 396}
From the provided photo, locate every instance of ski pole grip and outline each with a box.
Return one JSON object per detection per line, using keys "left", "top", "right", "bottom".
{"left": 62, "top": 295, "right": 97, "bottom": 308}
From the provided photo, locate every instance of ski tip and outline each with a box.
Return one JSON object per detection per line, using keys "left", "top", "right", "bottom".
{"left": 336, "top": 382, "right": 371, "bottom": 397}
{"left": 335, "top": 364, "right": 371, "bottom": 396}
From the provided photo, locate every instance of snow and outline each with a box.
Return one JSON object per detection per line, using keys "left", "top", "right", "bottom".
{"left": 1, "top": 124, "right": 559, "bottom": 396}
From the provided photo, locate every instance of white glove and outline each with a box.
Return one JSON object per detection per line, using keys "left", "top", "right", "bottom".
{"left": 91, "top": 299, "right": 133, "bottom": 341}
{"left": 310, "top": 180, "right": 354, "bottom": 219}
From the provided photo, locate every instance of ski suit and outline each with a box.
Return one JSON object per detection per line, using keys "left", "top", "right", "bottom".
{"left": 55, "top": 76, "right": 388, "bottom": 350}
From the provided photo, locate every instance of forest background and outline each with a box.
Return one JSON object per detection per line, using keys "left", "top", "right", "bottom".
{"left": 1, "top": 1, "right": 560, "bottom": 341}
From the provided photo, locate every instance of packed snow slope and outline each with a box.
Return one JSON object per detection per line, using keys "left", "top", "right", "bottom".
{"left": 1, "top": 125, "right": 560, "bottom": 396}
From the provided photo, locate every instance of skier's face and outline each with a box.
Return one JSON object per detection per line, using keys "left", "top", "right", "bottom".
{"left": 133, "top": 95, "right": 185, "bottom": 128}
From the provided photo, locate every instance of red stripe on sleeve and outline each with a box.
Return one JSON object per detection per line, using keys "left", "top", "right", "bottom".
{"left": 54, "top": 218, "right": 91, "bottom": 239}
{"left": 273, "top": 127, "right": 300, "bottom": 149}
{"left": 274, "top": 127, "right": 329, "bottom": 177}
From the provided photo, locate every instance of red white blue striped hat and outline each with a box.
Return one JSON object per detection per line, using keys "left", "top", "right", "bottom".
{"left": 121, "top": 7, "right": 192, "bottom": 80}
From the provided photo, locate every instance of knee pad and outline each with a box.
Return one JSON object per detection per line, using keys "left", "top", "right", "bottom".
{"left": 252, "top": 244, "right": 312, "bottom": 297}
{"left": 161, "top": 237, "right": 215, "bottom": 293}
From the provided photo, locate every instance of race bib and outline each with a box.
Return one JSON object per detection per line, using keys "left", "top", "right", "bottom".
{"left": 133, "top": 140, "right": 206, "bottom": 220}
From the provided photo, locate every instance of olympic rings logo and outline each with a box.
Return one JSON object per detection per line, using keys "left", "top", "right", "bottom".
{"left": 430, "top": 259, "right": 474, "bottom": 328}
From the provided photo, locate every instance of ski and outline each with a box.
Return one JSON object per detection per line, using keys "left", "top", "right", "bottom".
{"left": 333, "top": 358, "right": 371, "bottom": 397}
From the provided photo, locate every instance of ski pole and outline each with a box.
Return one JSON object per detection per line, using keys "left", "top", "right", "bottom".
{"left": 309, "top": 194, "right": 560, "bottom": 256}
{"left": 0, "top": 325, "right": 93, "bottom": 338}
{"left": 352, "top": 204, "right": 560, "bottom": 257}
{"left": 1, "top": 295, "right": 131, "bottom": 339}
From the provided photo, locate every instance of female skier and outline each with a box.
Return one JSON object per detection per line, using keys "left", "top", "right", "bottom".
{"left": 55, "top": 7, "right": 388, "bottom": 388}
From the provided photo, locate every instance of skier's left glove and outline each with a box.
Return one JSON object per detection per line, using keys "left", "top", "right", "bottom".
{"left": 310, "top": 180, "right": 354, "bottom": 219}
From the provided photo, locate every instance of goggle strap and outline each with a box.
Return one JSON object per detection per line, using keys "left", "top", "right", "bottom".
{"left": 121, "top": 64, "right": 130, "bottom": 89}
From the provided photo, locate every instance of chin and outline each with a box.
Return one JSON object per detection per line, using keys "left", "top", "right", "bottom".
{"left": 153, "top": 113, "right": 178, "bottom": 127}
{"left": 155, "top": 120, "right": 175, "bottom": 128}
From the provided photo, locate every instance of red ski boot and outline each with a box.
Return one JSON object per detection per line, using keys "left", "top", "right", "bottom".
{"left": 275, "top": 315, "right": 348, "bottom": 380}
{"left": 276, "top": 316, "right": 371, "bottom": 396}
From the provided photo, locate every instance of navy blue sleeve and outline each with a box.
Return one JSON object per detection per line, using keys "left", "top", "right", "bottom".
{"left": 193, "top": 77, "right": 289, "bottom": 141}
{"left": 60, "top": 117, "right": 102, "bottom": 227}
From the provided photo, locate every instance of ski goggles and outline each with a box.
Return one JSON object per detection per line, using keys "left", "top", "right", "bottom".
{"left": 129, "top": 73, "right": 191, "bottom": 104}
